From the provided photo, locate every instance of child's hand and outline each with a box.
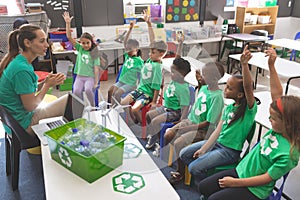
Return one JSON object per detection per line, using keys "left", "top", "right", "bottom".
{"left": 193, "top": 148, "right": 205, "bottom": 158}
{"left": 149, "top": 102, "right": 156, "bottom": 108}
{"left": 240, "top": 45, "right": 252, "bottom": 65}
{"left": 143, "top": 9, "right": 151, "bottom": 24}
{"left": 264, "top": 47, "right": 277, "bottom": 67}
{"left": 218, "top": 176, "right": 237, "bottom": 188}
{"left": 62, "top": 11, "right": 73, "bottom": 23}
{"left": 177, "top": 32, "right": 184, "bottom": 43}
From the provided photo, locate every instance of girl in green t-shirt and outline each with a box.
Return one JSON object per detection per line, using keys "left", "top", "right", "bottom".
{"left": 107, "top": 21, "right": 144, "bottom": 106}
{"left": 198, "top": 48, "right": 300, "bottom": 200}
{"left": 63, "top": 12, "right": 102, "bottom": 106}
{"left": 180, "top": 45, "right": 257, "bottom": 184}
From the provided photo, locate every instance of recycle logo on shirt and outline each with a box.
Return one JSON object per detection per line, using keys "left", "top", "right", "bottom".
{"left": 123, "top": 143, "right": 142, "bottom": 159}
{"left": 58, "top": 146, "right": 72, "bottom": 168}
{"left": 112, "top": 172, "right": 145, "bottom": 194}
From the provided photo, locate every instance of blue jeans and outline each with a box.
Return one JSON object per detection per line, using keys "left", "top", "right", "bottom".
{"left": 179, "top": 140, "right": 241, "bottom": 177}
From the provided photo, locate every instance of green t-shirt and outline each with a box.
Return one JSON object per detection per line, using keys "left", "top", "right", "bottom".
{"left": 119, "top": 52, "right": 144, "bottom": 86}
{"left": 163, "top": 81, "right": 190, "bottom": 110}
{"left": 74, "top": 43, "right": 100, "bottom": 77}
{"left": 217, "top": 102, "right": 257, "bottom": 151}
{"left": 137, "top": 58, "right": 163, "bottom": 98}
{"left": 188, "top": 85, "right": 224, "bottom": 130}
{"left": 236, "top": 130, "right": 300, "bottom": 199}
{"left": 0, "top": 54, "right": 38, "bottom": 130}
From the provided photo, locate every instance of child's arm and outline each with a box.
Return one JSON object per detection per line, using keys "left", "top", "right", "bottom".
{"left": 193, "top": 120, "right": 223, "bottom": 158}
{"left": 180, "top": 106, "right": 189, "bottom": 120}
{"left": 175, "top": 34, "right": 184, "bottom": 59}
{"left": 62, "top": 12, "right": 77, "bottom": 47}
{"left": 240, "top": 45, "right": 255, "bottom": 109}
{"left": 124, "top": 21, "right": 134, "bottom": 48}
{"left": 218, "top": 172, "right": 273, "bottom": 188}
{"left": 265, "top": 47, "right": 283, "bottom": 101}
{"left": 143, "top": 9, "right": 155, "bottom": 44}
{"left": 149, "top": 89, "right": 159, "bottom": 107}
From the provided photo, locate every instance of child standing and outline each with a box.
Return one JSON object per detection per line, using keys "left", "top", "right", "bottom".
{"left": 180, "top": 45, "right": 257, "bottom": 181}
{"left": 107, "top": 21, "right": 144, "bottom": 105}
{"left": 121, "top": 10, "right": 167, "bottom": 124}
{"left": 198, "top": 47, "right": 300, "bottom": 200}
{"left": 145, "top": 36, "right": 191, "bottom": 150}
{"left": 166, "top": 61, "right": 225, "bottom": 184}
{"left": 63, "top": 12, "right": 101, "bottom": 106}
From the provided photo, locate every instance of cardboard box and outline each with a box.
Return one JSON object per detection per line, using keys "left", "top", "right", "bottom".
{"left": 45, "top": 118, "right": 126, "bottom": 183}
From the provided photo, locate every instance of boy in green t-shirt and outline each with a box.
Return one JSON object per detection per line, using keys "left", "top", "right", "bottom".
{"left": 166, "top": 61, "right": 225, "bottom": 184}
{"left": 107, "top": 21, "right": 144, "bottom": 106}
{"left": 121, "top": 10, "right": 167, "bottom": 124}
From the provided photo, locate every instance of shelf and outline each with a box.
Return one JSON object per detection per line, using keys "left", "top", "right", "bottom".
{"left": 244, "top": 23, "right": 275, "bottom": 28}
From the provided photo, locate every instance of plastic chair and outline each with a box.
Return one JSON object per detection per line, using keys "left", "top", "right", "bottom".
{"left": 159, "top": 86, "right": 196, "bottom": 161}
{"left": 0, "top": 105, "right": 40, "bottom": 190}
{"left": 72, "top": 73, "right": 101, "bottom": 107}
{"left": 165, "top": 42, "right": 177, "bottom": 58}
{"left": 290, "top": 32, "right": 300, "bottom": 61}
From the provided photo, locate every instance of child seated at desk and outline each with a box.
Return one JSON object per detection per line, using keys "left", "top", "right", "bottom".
{"left": 121, "top": 10, "right": 167, "bottom": 125}
{"left": 145, "top": 36, "right": 191, "bottom": 150}
{"left": 166, "top": 61, "right": 225, "bottom": 184}
{"left": 107, "top": 21, "right": 144, "bottom": 106}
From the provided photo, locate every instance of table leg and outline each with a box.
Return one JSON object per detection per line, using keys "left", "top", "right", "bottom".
{"left": 254, "top": 67, "right": 259, "bottom": 89}
{"left": 285, "top": 76, "right": 300, "bottom": 95}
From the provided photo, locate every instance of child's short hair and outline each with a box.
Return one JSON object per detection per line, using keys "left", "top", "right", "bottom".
{"left": 203, "top": 62, "right": 225, "bottom": 80}
{"left": 150, "top": 40, "right": 168, "bottom": 53}
{"left": 127, "top": 39, "right": 139, "bottom": 49}
{"left": 173, "top": 58, "right": 191, "bottom": 77}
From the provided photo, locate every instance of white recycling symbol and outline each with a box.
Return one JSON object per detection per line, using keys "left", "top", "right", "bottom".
{"left": 58, "top": 146, "right": 72, "bottom": 168}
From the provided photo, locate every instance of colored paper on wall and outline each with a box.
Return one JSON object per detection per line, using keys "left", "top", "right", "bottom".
{"left": 166, "top": 0, "right": 199, "bottom": 23}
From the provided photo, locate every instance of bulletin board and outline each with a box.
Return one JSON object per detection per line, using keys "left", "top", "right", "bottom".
{"left": 165, "top": 0, "right": 199, "bottom": 23}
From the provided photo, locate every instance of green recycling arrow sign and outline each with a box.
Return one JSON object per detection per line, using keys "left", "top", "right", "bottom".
{"left": 123, "top": 143, "right": 142, "bottom": 159}
{"left": 112, "top": 172, "right": 145, "bottom": 194}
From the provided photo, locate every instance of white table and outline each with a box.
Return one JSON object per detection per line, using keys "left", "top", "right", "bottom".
{"left": 267, "top": 38, "right": 300, "bottom": 52}
{"left": 41, "top": 109, "right": 179, "bottom": 200}
{"left": 229, "top": 52, "right": 300, "bottom": 94}
{"left": 162, "top": 56, "right": 231, "bottom": 86}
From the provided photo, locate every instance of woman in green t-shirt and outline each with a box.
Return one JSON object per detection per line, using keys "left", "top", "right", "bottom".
{"left": 198, "top": 48, "right": 300, "bottom": 200}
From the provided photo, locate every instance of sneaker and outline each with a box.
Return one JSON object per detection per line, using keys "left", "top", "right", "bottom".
{"left": 152, "top": 143, "right": 160, "bottom": 157}
{"left": 168, "top": 171, "right": 184, "bottom": 185}
{"left": 145, "top": 135, "right": 157, "bottom": 149}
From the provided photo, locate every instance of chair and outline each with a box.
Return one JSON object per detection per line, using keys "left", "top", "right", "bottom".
{"left": 164, "top": 42, "right": 177, "bottom": 58}
{"left": 159, "top": 86, "right": 196, "bottom": 162}
{"left": 290, "top": 32, "right": 300, "bottom": 61}
{"left": 267, "top": 172, "right": 291, "bottom": 200}
{"left": 0, "top": 105, "right": 40, "bottom": 190}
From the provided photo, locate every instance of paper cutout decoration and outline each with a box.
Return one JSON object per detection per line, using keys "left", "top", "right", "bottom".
{"left": 166, "top": 0, "right": 199, "bottom": 23}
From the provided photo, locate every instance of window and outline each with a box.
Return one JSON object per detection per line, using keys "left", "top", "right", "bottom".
{"left": 1, "top": 0, "right": 25, "bottom": 15}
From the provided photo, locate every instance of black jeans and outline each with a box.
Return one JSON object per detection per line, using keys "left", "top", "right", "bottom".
{"left": 198, "top": 169, "right": 261, "bottom": 200}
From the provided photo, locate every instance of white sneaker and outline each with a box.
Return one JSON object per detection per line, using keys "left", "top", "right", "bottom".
{"left": 152, "top": 143, "right": 160, "bottom": 157}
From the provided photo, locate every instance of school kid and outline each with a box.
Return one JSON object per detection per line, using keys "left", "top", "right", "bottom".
{"left": 107, "top": 21, "right": 144, "bottom": 105}
{"left": 179, "top": 45, "right": 258, "bottom": 182}
{"left": 145, "top": 36, "right": 191, "bottom": 150}
{"left": 197, "top": 47, "right": 300, "bottom": 200}
{"left": 121, "top": 10, "right": 167, "bottom": 124}
{"left": 63, "top": 11, "right": 101, "bottom": 106}
{"left": 166, "top": 61, "right": 225, "bottom": 184}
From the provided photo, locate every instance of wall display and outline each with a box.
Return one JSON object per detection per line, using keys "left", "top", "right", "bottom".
{"left": 165, "top": 0, "right": 199, "bottom": 23}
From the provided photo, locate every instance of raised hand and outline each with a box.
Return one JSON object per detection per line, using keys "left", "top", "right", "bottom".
{"left": 143, "top": 9, "right": 150, "bottom": 24}
{"left": 62, "top": 11, "right": 73, "bottom": 23}
{"left": 129, "top": 21, "right": 135, "bottom": 29}
{"left": 240, "top": 45, "right": 252, "bottom": 65}
{"left": 264, "top": 47, "right": 277, "bottom": 67}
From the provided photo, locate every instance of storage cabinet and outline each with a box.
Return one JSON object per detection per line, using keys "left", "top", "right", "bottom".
{"left": 235, "top": 6, "right": 278, "bottom": 35}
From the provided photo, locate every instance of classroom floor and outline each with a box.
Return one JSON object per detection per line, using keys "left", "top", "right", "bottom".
{"left": 1, "top": 57, "right": 300, "bottom": 199}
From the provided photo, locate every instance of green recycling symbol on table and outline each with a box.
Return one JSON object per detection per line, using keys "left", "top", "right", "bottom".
{"left": 123, "top": 143, "right": 142, "bottom": 159}
{"left": 112, "top": 172, "right": 145, "bottom": 194}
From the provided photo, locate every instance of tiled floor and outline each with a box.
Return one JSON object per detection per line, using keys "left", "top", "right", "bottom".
{"left": 1, "top": 57, "right": 300, "bottom": 199}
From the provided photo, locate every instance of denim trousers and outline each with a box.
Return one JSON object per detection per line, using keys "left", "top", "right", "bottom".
{"left": 179, "top": 140, "right": 241, "bottom": 176}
